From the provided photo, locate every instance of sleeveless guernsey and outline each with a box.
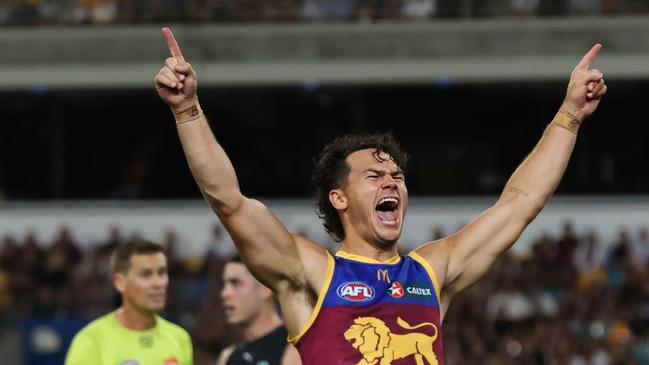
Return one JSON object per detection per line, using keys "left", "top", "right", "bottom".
{"left": 290, "top": 251, "right": 444, "bottom": 365}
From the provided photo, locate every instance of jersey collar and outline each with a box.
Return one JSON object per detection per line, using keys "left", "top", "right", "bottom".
{"left": 335, "top": 250, "right": 401, "bottom": 264}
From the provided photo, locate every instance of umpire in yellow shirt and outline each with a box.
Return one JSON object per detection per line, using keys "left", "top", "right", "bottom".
{"left": 65, "top": 240, "right": 193, "bottom": 365}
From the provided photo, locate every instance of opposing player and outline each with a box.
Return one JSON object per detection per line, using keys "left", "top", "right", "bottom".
{"left": 155, "top": 27, "right": 606, "bottom": 364}
{"left": 217, "top": 255, "right": 301, "bottom": 365}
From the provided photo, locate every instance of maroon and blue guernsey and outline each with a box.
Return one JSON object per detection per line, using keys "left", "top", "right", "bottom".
{"left": 289, "top": 251, "right": 445, "bottom": 365}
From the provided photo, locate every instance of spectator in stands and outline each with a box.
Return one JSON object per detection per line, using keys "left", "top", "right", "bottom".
{"left": 0, "top": 235, "right": 19, "bottom": 273}
{"left": 69, "top": 246, "right": 115, "bottom": 317}
{"left": 162, "top": 228, "right": 185, "bottom": 276}
{"left": 556, "top": 220, "right": 579, "bottom": 268}
{"left": 203, "top": 224, "right": 234, "bottom": 283}
{"left": 10, "top": 231, "right": 44, "bottom": 314}
{"left": 609, "top": 227, "right": 632, "bottom": 268}
{"left": 574, "top": 230, "right": 608, "bottom": 273}
{"left": 42, "top": 226, "right": 81, "bottom": 290}
{"left": 630, "top": 227, "right": 649, "bottom": 269}
{"left": 206, "top": 224, "right": 234, "bottom": 261}
{"left": 96, "top": 225, "right": 123, "bottom": 258}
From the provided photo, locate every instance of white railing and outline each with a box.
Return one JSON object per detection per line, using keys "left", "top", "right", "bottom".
{"left": 1, "top": 196, "right": 648, "bottom": 256}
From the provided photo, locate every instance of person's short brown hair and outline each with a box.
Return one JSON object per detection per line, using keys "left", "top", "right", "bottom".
{"left": 109, "top": 239, "right": 165, "bottom": 274}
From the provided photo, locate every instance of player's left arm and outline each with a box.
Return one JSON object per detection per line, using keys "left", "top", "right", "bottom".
{"left": 417, "top": 44, "right": 607, "bottom": 309}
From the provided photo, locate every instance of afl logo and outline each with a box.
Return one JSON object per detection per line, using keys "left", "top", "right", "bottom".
{"left": 337, "top": 282, "right": 375, "bottom": 302}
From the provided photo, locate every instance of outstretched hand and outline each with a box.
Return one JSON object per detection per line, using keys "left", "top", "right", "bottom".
{"left": 155, "top": 27, "right": 198, "bottom": 112}
{"left": 561, "top": 44, "right": 607, "bottom": 122}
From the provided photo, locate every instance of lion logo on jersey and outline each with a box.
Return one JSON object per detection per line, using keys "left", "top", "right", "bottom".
{"left": 343, "top": 316, "right": 439, "bottom": 365}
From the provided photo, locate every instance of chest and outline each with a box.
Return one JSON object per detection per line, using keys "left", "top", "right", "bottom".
{"left": 324, "top": 257, "right": 439, "bottom": 308}
{"left": 99, "top": 332, "right": 185, "bottom": 365}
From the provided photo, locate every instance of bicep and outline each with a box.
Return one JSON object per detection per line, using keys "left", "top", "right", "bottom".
{"left": 219, "top": 198, "right": 305, "bottom": 290}
{"left": 444, "top": 200, "right": 528, "bottom": 293}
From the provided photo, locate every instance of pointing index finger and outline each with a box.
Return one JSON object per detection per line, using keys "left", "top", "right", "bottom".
{"left": 576, "top": 43, "right": 602, "bottom": 70}
{"left": 162, "top": 27, "right": 185, "bottom": 62}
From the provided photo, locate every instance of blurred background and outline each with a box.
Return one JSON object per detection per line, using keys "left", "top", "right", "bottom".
{"left": 2, "top": 1, "right": 649, "bottom": 364}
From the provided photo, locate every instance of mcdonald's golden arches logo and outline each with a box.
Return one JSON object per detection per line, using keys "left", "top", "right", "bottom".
{"left": 377, "top": 269, "right": 391, "bottom": 283}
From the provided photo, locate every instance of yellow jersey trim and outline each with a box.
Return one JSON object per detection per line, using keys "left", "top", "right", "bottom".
{"left": 335, "top": 250, "right": 402, "bottom": 265}
{"left": 408, "top": 251, "right": 442, "bottom": 302}
{"left": 288, "top": 251, "right": 335, "bottom": 345}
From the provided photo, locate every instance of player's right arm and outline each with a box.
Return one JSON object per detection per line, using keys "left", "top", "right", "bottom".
{"left": 155, "top": 28, "right": 326, "bottom": 298}
{"left": 64, "top": 332, "right": 99, "bottom": 365}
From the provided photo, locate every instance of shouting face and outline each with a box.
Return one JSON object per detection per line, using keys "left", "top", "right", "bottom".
{"left": 332, "top": 148, "right": 408, "bottom": 248}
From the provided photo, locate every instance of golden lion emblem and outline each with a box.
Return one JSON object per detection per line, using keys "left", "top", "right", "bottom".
{"left": 343, "top": 316, "right": 439, "bottom": 365}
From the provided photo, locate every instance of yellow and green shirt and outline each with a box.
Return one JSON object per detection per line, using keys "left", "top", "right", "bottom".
{"left": 65, "top": 312, "right": 193, "bottom": 365}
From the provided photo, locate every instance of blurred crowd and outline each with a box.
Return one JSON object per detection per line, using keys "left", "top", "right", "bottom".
{"left": 1, "top": 0, "right": 649, "bottom": 26}
{"left": 442, "top": 223, "right": 649, "bottom": 365}
{"left": 1, "top": 221, "right": 649, "bottom": 364}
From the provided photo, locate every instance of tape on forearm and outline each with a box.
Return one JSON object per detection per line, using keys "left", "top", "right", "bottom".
{"left": 174, "top": 103, "right": 203, "bottom": 125}
{"left": 551, "top": 108, "right": 581, "bottom": 134}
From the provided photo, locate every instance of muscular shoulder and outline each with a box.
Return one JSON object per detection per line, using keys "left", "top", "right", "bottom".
{"left": 412, "top": 238, "right": 453, "bottom": 288}
{"left": 293, "top": 235, "right": 330, "bottom": 293}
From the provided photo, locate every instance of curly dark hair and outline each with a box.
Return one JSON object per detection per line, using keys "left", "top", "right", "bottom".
{"left": 312, "top": 132, "right": 409, "bottom": 242}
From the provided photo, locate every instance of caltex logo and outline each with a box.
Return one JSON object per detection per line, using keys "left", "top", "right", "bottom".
{"left": 387, "top": 281, "right": 405, "bottom": 298}
{"left": 337, "top": 282, "right": 375, "bottom": 302}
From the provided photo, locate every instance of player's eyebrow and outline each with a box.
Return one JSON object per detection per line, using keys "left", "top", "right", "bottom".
{"left": 364, "top": 168, "right": 403, "bottom": 176}
{"left": 364, "top": 168, "right": 386, "bottom": 175}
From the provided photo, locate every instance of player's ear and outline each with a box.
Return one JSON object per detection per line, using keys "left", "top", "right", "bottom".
{"left": 329, "top": 189, "right": 348, "bottom": 210}
{"left": 113, "top": 272, "right": 126, "bottom": 293}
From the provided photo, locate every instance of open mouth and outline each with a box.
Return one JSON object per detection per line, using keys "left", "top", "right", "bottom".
{"left": 375, "top": 197, "right": 399, "bottom": 226}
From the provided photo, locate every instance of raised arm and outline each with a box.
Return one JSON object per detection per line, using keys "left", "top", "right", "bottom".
{"left": 417, "top": 44, "right": 607, "bottom": 313}
{"left": 154, "top": 28, "right": 324, "bottom": 292}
